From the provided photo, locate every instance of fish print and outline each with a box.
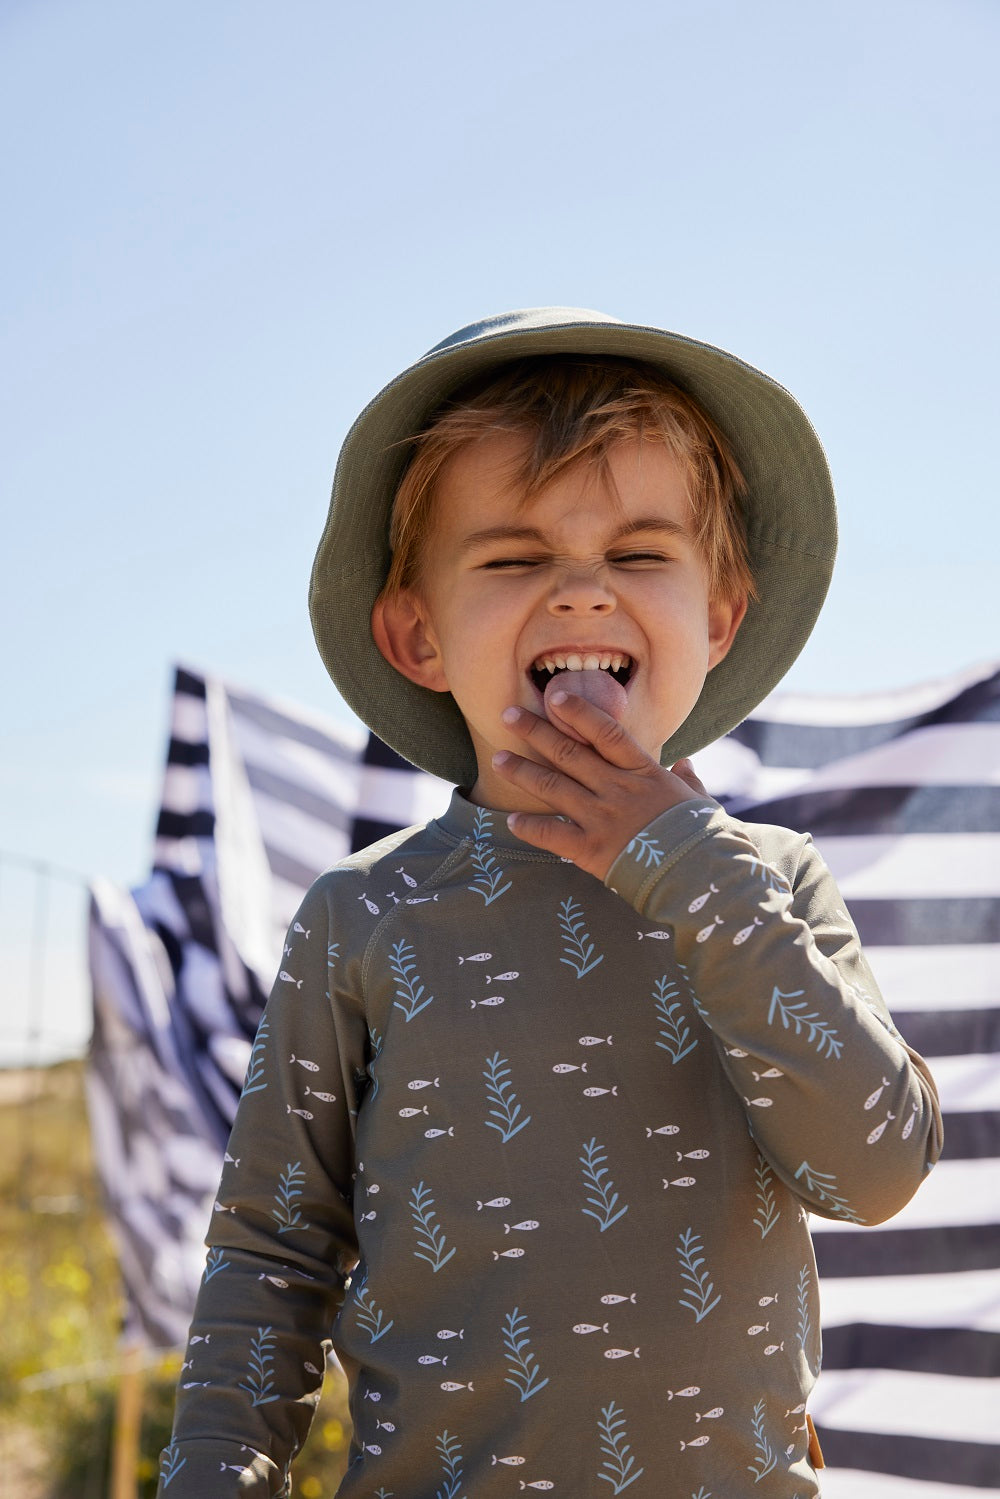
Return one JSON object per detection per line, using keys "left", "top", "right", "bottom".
{"left": 679, "top": 1435, "right": 710, "bottom": 1450}
{"left": 440, "top": 1380, "right": 474, "bottom": 1391}
{"left": 688, "top": 883, "right": 719, "bottom": 914}
{"left": 492, "top": 1454, "right": 525, "bottom": 1465}
{"left": 637, "top": 929, "right": 672, "bottom": 941}
{"left": 376, "top": 1419, "right": 396, "bottom": 1432}
{"left": 676, "top": 1149, "right": 710, "bottom": 1160}
{"left": 363, "top": 1390, "right": 381, "bottom": 1402}
{"left": 696, "top": 1407, "right": 724, "bottom": 1422}
{"left": 470, "top": 995, "right": 505, "bottom": 1008}
{"left": 519, "top": 1482, "right": 554, "bottom": 1490}
{"left": 303, "top": 1089, "right": 337, "bottom": 1102}
{"left": 358, "top": 894, "right": 379, "bottom": 915}
{"left": 695, "top": 915, "right": 724, "bottom": 942}
{"left": 418, "top": 1354, "right": 447, "bottom": 1365}
{"left": 667, "top": 1386, "right": 700, "bottom": 1399}
{"left": 867, "top": 1112, "right": 895, "bottom": 1144}
{"left": 361, "top": 1443, "right": 382, "bottom": 1456}
{"left": 292, "top": 922, "right": 310, "bottom": 937}
{"left": 744, "top": 1096, "right": 774, "bottom": 1108}
{"left": 257, "top": 1273, "right": 288, "bottom": 1289}
{"left": 579, "top": 1034, "right": 612, "bottom": 1046}
{"left": 289, "top": 1055, "right": 319, "bottom": 1071}
{"left": 405, "top": 895, "right": 439, "bottom": 903}
{"left": 733, "top": 917, "right": 764, "bottom": 945}
{"left": 604, "top": 1346, "right": 640, "bottom": 1359}
{"left": 459, "top": 952, "right": 492, "bottom": 964}
{"left": 662, "top": 1176, "right": 696, "bottom": 1188}
{"left": 408, "top": 1078, "right": 440, "bottom": 1090}
{"left": 758, "top": 1294, "right": 778, "bottom": 1307}
{"left": 359, "top": 1210, "right": 376, "bottom": 1222}
{"left": 424, "top": 1127, "right": 455, "bottom": 1138}
{"left": 398, "top": 1106, "right": 429, "bottom": 1117}
{"left": 285, "top": 1105, "right": 313, "bottom": 1120}
{"left": 552, "top": 1063, "right": 588, "bottom": 1074}
{"left": 493, "top": 1247, "right": 525, "bottom": 1259}
{"left": 864, "top": 1077, "right": 891, "bottom": 1110}
{"left": 477, "top": 1196, "right": 511, "bottom": 1210}
{"left": 646, "top": 1124, "right": 679, "bottom": 1137}
{"left": 764, "top": 1342, "right": 785, "bottom": 1356}
{"left": 572, "top": 1322, "right": 610, "bottom": 1334}
{"left": 437, "top": 1328, "right": 464, "bottom": 1339}
{"left": 725, "top": 1046, "right": 749, "bottom": 1058}
{"left": 902, "top": 1103, "right": 918, "bottom": 1140}
{"left": 504, "top": 1220, "right": 539, "bottom": 1232}
{"left": 747, "top": 1323, "right": 769, "bottom": 1336}
{"left": 395, "top": 866, "right": 417, "bottom": 887}
{"left": 486, "top": 970, "right": 520, "bottom": 983}
{"left": 601, "top": 1293, "right": 637, "bottom": 1305}
{"left": 583, "top": 1086, "right": 618, "bottom": 1097}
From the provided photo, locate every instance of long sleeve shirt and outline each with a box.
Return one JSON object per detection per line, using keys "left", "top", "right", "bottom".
{"left": 158, "top": 790, "right": 942, "bottom": 1498}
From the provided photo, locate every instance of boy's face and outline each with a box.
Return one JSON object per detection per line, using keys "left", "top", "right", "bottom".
{"left": 373, "top": 432, "right": 744, "bottom": 811}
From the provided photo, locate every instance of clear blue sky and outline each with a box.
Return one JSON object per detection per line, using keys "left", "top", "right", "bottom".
{"left": 2, "top": 0, "right": 997, "bottom": 1061}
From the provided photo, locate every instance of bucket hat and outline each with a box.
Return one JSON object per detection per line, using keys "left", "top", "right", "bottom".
{"left": 310, "top": 307, "right": 836, "bottom": 785}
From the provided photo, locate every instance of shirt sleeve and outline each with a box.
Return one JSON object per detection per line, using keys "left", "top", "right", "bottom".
{"left": 157, "top": 872, "right": 367, "bottom": 1498}
{"left": 605, "top": 798, "right": 944, "bottom": 1227}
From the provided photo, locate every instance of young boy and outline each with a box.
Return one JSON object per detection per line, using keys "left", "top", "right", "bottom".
{"left": 159, "top": 308, "right": 942, "bottom": 1498}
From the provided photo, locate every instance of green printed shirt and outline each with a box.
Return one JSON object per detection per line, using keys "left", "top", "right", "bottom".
{"left": 159, "top": 791, "right": 942, "bottom": 1498}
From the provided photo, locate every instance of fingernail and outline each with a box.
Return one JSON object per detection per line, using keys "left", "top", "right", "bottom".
{"left": 492, "top": 751, "right": 511, "bottom": 767}
{"left": 501, "top": 707, "right": 521, "bottom": 725}
{"left": 550, "top": 690, "right": 567, "bottom": 705}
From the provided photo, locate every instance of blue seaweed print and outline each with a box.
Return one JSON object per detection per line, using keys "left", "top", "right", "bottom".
{"left": 559, "top": 897, "right": 604, "bottom": 978}
{"left": 753, "top": 1156, "right": 780, "bottom": 1240}
{"left": 241, "top": 1016, "right": 269, "bottom": 1095}
{"left": 676, "top": 1227, "right": 721, "bottom": 1321}
{"left": 796, "top": 1264, "right": 812, "bottom": 1352}
{"left": 367, "top": 1023, "right": 384, "bottom": 1098}
{"left": 767, "top": 987, "right": 842, "bottom": 1060}
{"left": 691, "top": 1490, "right": 712, "bottom": 1499}
{"left": 469, "top": 808, "right": 512, "bottom": 905}
{"left": 435, "top": 1430, "right": 464, "bottom": 1499}
{"left": 580, "top": 1138, "right": 628, "bottom": 1232}
{"left": 747, "top": 857, "right": 790, "bottom": 896}
{"left": 410, "top": 1181, "right": 456, "bottom": 1272}
{"left": 238, "top": 1326, "right": 279, "bottom": 1407}
{"left": 159, "top": 1444, "right": 187, "bottom": 1488}
{"left": 747, "top": 1398, "right": 778, "bottom": 1482}
{"left": 390, "top": 939, "right": 434, "bottom": 1022}
{"left": 203, "top": 1246, "right": 230, "bottom": 1281}
{"left": 598, "top": 1400, "right": 644, "bottom": 1492}
{"left": 272, "top": 1161, "right": 310, "bottom": 1235}
{"left": 652, "top": 976, "right": 698, "bottom": 1063}
{"left": 678, "top": 958, "right": 709, "bottom": 1022}
{"left": 625, "top": 830, "right": 664, "bottom": 869}
{"left": 355, "top": 1274, "right": 394, "bottom": 1344}
{"left": 794, "top": 1161, "right": 864, "bottom": 1224}
{"left": 502, "top": 1307, "right": 549, "bottom": 1401}
{"left": 484, "top": 1051, "right": 532, "bottom": 1142}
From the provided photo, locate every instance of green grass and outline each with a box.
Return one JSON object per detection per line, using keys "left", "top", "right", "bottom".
{"left": 0, "top": 1059, "right": 352, "bottom": 1498}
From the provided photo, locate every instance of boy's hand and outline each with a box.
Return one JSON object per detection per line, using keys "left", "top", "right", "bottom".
{"left": 491, "top": 690, "right": 712, "bottom": 881}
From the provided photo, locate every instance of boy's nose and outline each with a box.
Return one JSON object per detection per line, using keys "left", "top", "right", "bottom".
{"left": 547, "top": 564, "right": 616, "bottom": 614}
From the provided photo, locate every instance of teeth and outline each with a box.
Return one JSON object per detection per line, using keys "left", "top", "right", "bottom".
{"left": 531, "top": 652, "right": 632, "bottom": 676}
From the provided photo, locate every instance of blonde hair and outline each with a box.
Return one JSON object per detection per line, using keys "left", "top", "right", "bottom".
{"left": 381, "top": 356, "right": 756, "bottom": 607}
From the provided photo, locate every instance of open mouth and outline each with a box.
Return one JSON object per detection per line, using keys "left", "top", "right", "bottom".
{"left": 529, "top": 652, "right": 635, "bottom": 694}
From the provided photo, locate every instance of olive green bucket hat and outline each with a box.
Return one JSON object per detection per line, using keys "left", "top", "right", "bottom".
{"left": 310, "top": 307, "right": 836, "bottom": 785}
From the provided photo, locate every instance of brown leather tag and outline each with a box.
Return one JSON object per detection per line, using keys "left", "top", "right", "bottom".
{"left": 807, "top": 1413, "right": 826, "bottom": 1470}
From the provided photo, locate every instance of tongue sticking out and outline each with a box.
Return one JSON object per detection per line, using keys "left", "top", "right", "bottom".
{"left": 543, "top": 669, "right": 628, "bottom": 742}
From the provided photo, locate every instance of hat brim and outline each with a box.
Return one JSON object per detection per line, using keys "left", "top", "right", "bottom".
{"left": 309, "top": 308, "right": 836, "bottom": 785}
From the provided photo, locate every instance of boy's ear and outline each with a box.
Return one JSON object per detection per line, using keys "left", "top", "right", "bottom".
{"left": 371, "top": 591, "right": 449, "bottom": 693}
{"left": 707, "top": 592, "right": 748, "bottom": 671}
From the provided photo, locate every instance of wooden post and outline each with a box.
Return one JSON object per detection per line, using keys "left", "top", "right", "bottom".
{"left": 110, "top": 1345, "right": 144, "bottom": 1499}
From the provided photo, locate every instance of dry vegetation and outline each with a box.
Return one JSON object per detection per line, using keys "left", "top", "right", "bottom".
{"left": 0, "top": 1059, "right": 351, "bottom": 1497}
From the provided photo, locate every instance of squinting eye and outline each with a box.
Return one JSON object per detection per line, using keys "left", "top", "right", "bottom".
{"left": 612, "top": 551, "right": 669, "bottom": 564}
